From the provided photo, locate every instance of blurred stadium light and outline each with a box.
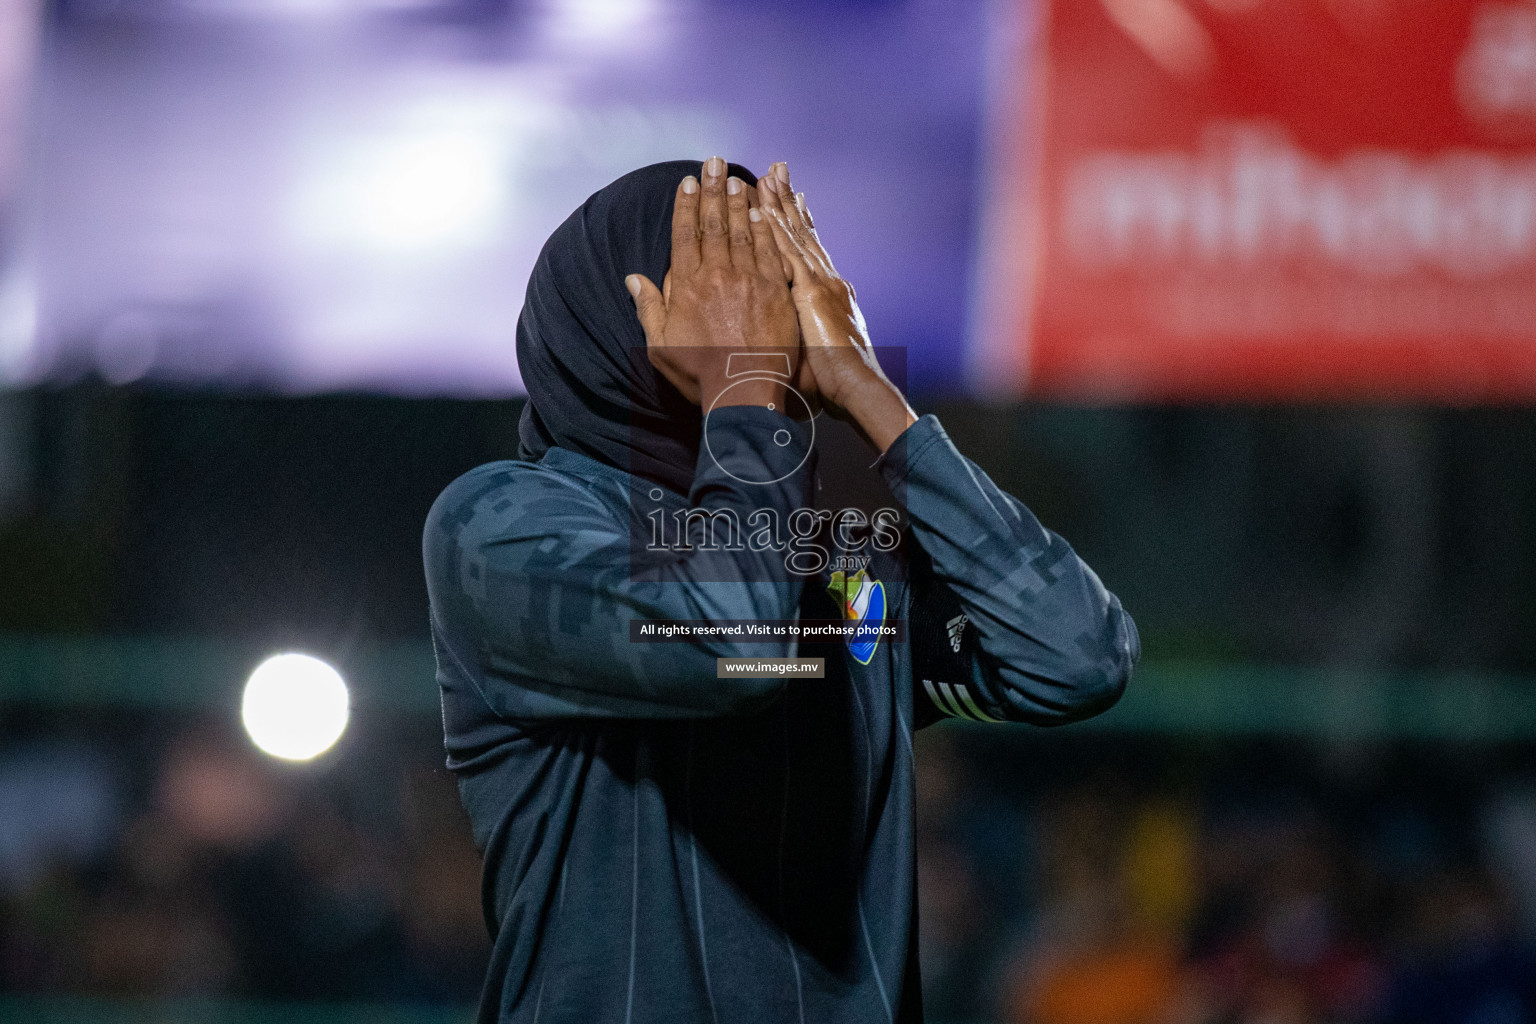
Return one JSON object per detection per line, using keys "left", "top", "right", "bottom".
{"left": 292, "top": 126, "right": 509, "bottom": 257}
{"left": 240, "top": 653, "right": 349, "bottom": 761}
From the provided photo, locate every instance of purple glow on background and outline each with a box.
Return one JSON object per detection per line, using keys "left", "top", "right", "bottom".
{"left": 0, "top": 0, "right": 995, "bottom": 396}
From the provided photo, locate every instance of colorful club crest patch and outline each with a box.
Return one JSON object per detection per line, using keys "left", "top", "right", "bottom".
{"left": 827, "top": 568, "right": 886, "bottom": 666}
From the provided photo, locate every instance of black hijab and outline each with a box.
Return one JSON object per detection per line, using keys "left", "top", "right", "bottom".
{"left": 515, "top": 159, "right": 760, "bottom": 495}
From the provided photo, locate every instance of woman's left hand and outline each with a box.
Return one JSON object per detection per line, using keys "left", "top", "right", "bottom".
{"left": 756, "top": 162, "right": 917, "bottom": 454}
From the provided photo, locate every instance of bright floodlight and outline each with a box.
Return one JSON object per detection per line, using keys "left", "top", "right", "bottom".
{"left": 242, "top": 653, "right": 350, "bottom": 761}
{"left": 347, "top": 133, "right": 504, "bottom": 253}
{"left": 292, "top": 129, "right": 506, "bottom": 257}
{"left": 547, "top": 0, "right": 661, "bottom": 48}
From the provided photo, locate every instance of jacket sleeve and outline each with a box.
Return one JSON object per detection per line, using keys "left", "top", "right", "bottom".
{"left": 424, "top": 405, "right": 814, "bottom": 721}
{"left": 877, "top": 415, "right": 1140, "bottom": 727}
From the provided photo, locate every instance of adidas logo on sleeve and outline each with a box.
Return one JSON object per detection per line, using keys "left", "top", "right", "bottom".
{"left": 945, "top": 614, "right": 966, "bottom": 654}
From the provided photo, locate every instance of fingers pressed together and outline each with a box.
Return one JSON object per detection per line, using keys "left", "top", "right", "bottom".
{"left": 629, "top": 156, "right": 807, "bottom": 410}
{"left": 645, "top": 155, "right": 839, "bottom": 298}
{"left": 756, "top": 161, "right": 840, "bottom": 291}
{"left": 668, "top": 155, "right": 786, "bottom": 282}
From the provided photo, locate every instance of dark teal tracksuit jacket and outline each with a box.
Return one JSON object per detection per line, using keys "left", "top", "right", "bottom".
{"left": 423, "top": 407, "right": 1139, "bottom": 1024}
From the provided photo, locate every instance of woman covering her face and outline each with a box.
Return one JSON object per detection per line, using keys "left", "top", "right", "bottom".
{"left": 423, "top": 156, "right": 1139, "bottom": 1024}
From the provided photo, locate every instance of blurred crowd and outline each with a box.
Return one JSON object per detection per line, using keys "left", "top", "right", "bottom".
{"left": 0, "top": 714, "right": 488, "bottom": 1006}
{"left": 916, "top": 732, "right": 1536, "bottom": 1024}
{"left": 3, "top": 714, "right": 1535, "bottom": 1024}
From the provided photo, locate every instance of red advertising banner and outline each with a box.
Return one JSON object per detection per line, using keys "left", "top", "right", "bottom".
{"left": 988, "top": 0, "right": 1536, "bottom": 400}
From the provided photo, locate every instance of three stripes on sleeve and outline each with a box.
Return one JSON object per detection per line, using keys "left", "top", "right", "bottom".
{"left": 919, "top": 614, "right": 1003, "bottom": 723}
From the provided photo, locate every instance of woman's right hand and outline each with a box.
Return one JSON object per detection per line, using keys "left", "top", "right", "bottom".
{"left": 627, "top": 156, "right": 801, "bottom": 412}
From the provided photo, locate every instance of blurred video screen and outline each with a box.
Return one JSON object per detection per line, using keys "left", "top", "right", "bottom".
{"left": 0, "top": 0, "right": 991, "bottom": 396}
